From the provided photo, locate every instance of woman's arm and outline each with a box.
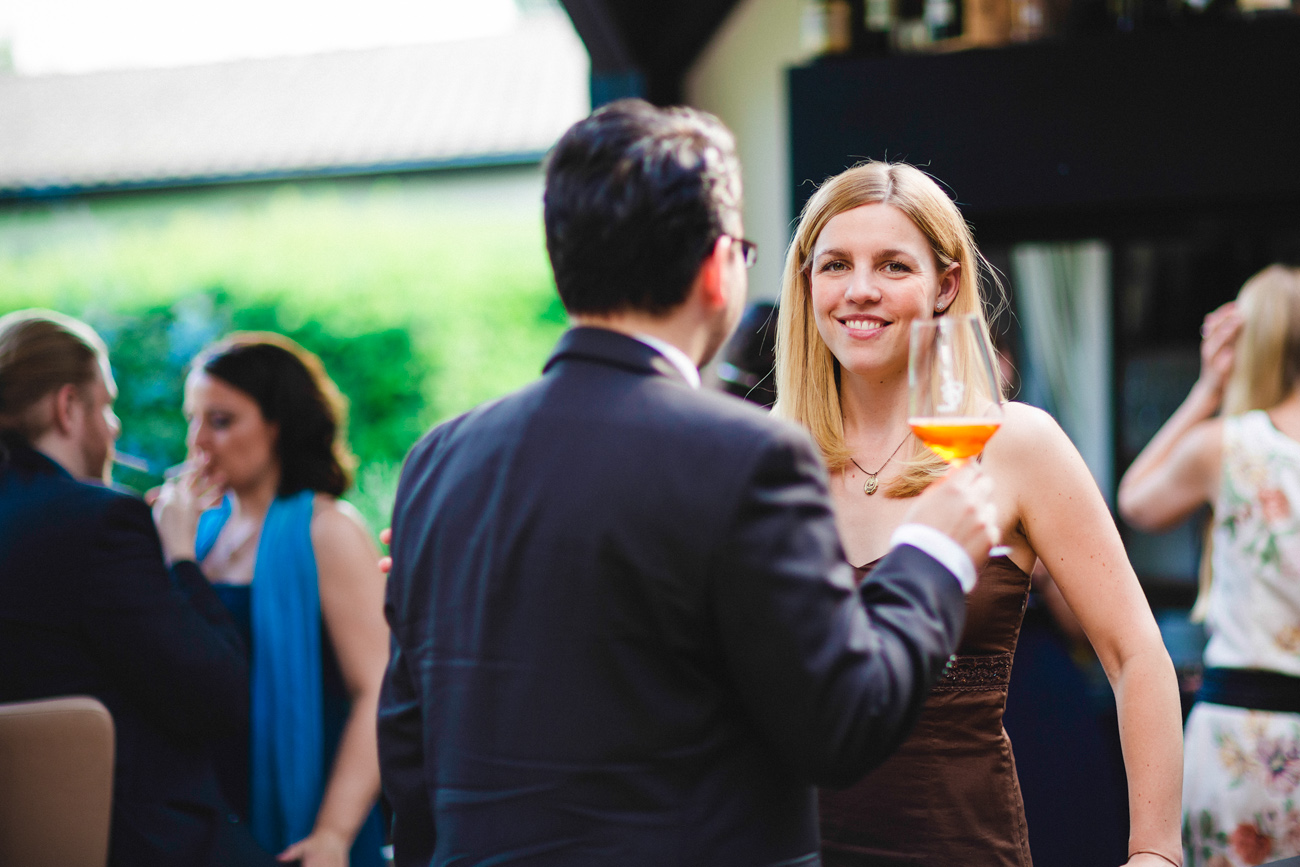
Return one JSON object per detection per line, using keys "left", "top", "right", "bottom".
{"left": 1118, "top": 418, "right": 1223, "bottom": 533}
{"left": 1117, "top": 301, "right": 1240, "bottom": 531}
{"left": 998, "top": 403, "right": 1184, "bottom": 866}
{"left": 279, "top": 497, "right": 389, "bottom": 867}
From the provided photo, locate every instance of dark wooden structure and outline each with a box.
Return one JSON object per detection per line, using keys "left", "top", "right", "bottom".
{"left": 789, "top": 17, "right": 1300, "bottom": 240}
{"left": 558, "top": 0, "right": 744, "bottom": 105}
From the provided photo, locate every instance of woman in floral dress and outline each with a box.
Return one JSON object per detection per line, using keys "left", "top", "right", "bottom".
{"left": 1120, "top": 264, "right": 1300, "bottom": 867}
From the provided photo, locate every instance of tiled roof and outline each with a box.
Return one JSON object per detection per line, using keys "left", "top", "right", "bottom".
{"left": 0, "top": 13, "right": 589, "bottom": 196}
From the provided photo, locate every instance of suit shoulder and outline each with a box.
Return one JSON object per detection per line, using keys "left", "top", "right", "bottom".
{"left": 74, "top": 483, "right": 156, "bottom": 542}
{"left": 26, "top": 469, "right": 146, "bottom": 524}
{"left": 0, "top": 471, "right": 156, "bottom": 579}
{"left": 84, "top": 477, "right": 149, "bottom": 512}
{"left": 410, "top": 371, "right": 546, "bottom": 448}
{"left": 658, "top": 384, "right": 819, "bottom": 453}
{"left": 402, "top": 399, "right": 496, "bottom": 470}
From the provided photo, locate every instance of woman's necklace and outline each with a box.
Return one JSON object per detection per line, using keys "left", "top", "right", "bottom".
{"left": 849, "top": 432, "right": 912, "bottom": 495}
{"left": 207, "top": 517, "right": 261, "bottom": 570}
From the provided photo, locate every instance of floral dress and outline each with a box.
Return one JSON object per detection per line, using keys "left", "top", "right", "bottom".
{"left": 1184, "top": 410, "right": 1300, "bottom": 867}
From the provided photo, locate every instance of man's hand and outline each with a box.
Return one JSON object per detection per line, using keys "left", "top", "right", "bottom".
{"left": 378, "top": 527, "right": 392, "bottom": 574}
{"left": 902, "top": 463, "right": 999, "bottom": 569}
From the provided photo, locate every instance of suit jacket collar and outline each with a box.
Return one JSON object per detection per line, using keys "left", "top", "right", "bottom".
{"left": 544, "top": 326, "right": 693, "bottom": 387}
{"left": 0, "top": 433, "right": 71, "bottom": 479}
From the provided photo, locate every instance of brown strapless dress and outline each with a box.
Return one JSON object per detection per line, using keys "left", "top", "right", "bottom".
{"left": 819, "top": 555, "right": 1033, "bottom": 867}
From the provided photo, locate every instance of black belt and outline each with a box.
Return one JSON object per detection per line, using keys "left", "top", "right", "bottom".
{"left": 1196, "top": 667, "right": 1300, "bottom": 714}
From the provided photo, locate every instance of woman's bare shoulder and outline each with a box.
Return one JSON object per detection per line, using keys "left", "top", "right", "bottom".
{"left": 1000, "top": 399, "right": 1057, "bottom": 426}
{"left": 309, "top": 494, "right": 372, "bottom": 549}
{"left": 983, "top": 401, "right": 1100, "bottom": 503}
{"left": 989, "top": 401, "right": 1068, "bottom": 456}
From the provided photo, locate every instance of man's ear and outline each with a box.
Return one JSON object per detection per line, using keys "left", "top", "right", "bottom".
{"left": 49, "top": 383, "right": 83, "bottom": 436}
{"left": 693, "top": 236, "right": 731, "bottom": 311}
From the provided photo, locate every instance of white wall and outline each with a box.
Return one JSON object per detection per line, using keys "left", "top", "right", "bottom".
{"left": 685, "top": 0, "right": 810, "bottom": 303}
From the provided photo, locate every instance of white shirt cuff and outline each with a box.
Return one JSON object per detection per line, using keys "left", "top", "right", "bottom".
{"left": 889, "top": 523, "right": 977, "bottom": 594}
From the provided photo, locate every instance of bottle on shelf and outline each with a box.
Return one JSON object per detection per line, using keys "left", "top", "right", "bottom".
{"left": 1009, "top": 0, "right": 1048, "bottom": 37}
{"left": 861, "top": 0, "right": 897, "bottom": 51}
{"left": 890, "top": 0, "right": 932, "bottom": 50}
{"left": 964, "top": 0, "right": 1013, "bottom": 44}
{"left": 802, "top": 0, "right": 855, "bottom": 55}
{"left": 925, "top": 0, "right": 962, "bottom": 38}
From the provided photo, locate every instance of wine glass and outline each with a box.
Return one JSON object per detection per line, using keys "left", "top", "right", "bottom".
{"left": 908, "top": 313, "right": 1009, "bottom": 556}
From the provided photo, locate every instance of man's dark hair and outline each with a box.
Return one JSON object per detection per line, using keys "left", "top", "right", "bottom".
{"left": 196, "top": 332, "right": 355, "bottom": 498}
{"left": 543, "top": 99, "right": 742, "bottom": 316}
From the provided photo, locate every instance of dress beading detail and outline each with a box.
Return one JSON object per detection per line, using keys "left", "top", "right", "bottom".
{"left": 933, "top": 652, "right": 1014, "bottom": 692}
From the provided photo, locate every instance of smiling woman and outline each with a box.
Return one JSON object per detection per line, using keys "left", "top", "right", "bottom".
{"left": 808, "top": 203, "right": 961, "bottom": 402}
{"left": 774, "top": 161, "right": 1185, "bottom": 867}
{"left": 777, "top": 161, "right": 995, "bottom": 496}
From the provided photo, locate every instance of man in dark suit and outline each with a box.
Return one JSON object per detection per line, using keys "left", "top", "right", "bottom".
{"left": 378, "top": 99, "right": 999, "bottom": 866}
{"left": 0, "top": 309, "right": 275, "bottom": 867}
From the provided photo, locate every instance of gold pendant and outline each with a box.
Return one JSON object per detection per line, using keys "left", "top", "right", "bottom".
{"left": 863, "top": 474, "right": 879, "bottom": 495}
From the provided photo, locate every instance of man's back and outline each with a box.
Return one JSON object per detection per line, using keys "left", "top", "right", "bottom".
{"left": 381, "top": 329, "right": 965, "bottom": 866}
{"left": 0, "top": 439, "right": 250, "bottom": 867}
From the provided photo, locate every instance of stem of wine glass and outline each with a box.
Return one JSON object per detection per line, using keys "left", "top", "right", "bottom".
{"left": 947, "top": 457, "right": 1010, "bottom": 558}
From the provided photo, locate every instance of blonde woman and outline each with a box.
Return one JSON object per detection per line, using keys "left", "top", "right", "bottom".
{"left": 775, "top": 161, "right": 1182, "bottom": 866}
{"left": 1119, "top": 265, "right": 1300, "bottom": 867}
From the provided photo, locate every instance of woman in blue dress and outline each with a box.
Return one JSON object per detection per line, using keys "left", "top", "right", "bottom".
{"left": 155, "top": 332, "right": 388, "bottom": 867}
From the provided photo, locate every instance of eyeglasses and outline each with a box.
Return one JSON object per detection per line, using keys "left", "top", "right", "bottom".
{"left": 725, "top": 235, "right": 758, "bottom": 269}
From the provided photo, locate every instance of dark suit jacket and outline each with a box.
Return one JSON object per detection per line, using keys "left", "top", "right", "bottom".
{"left": 378, "top": 327, "right": 966, "bottom": 867}
{"left": 0, "top": 437, "right": 251, "bottom": 867}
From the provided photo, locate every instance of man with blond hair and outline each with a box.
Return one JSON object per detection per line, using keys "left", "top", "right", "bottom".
{"left": 0, "top": 309, "right": 275, "bottom": 867}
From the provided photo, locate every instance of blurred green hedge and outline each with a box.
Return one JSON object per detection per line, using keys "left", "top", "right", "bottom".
{"left": 85, "top": 291, "right": 433, "bottom": 535}
{"left": 0, "top": 175, "right": 569, "bottom": 532}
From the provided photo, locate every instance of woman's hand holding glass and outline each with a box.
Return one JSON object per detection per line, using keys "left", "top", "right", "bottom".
{"left": 908, "top": 313, "right": 1009, "bottom": 556}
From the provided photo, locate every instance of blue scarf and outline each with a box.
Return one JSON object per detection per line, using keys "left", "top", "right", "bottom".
{"left": 197, "top": 489, "right": 324, "bottom": 853}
